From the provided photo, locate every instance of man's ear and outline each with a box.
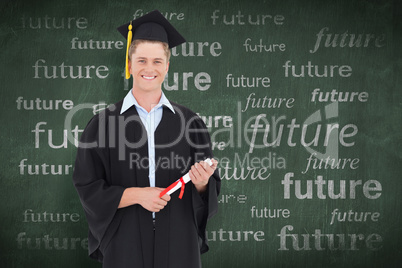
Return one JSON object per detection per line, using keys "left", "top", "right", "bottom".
{"left": 128, "top": 60, "right": 132, "bottom": 74}
{"left": 166, "top": 61, "right": 170, "bottom": 72}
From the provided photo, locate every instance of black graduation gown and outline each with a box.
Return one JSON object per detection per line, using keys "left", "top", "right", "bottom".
{"left": 72, "top": 100, "right": 221, "bottom": 268}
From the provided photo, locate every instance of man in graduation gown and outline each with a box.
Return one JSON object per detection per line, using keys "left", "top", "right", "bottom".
{"left": 72, "top": 10, "right": 221, "bottom": 268}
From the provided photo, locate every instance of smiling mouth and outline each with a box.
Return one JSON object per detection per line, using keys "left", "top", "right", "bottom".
{"left": 142, "top": 75, "right": 156, "bottom": 80}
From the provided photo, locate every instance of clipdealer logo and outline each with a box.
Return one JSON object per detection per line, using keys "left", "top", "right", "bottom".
{"left": 63, "top": 101, "right": 347, "bottom": 163}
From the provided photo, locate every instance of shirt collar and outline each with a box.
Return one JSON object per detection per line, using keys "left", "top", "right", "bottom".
{"left": 120, "top": 90, "right": 175, "bottom": 114}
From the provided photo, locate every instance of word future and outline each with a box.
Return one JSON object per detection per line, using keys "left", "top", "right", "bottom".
{"left": 243, "top": 38, "right": 286, "bottom": 53}
{"left": 310, "top": 27, "right": 386, "bottom": 53}
{"left": 282, "top": 173, "right": 381, "bottom": 200}
{"left": 210, "top": 10, "right": 284, "bottom": 26}
{"left": 21, "top": 16, "right": 87, "bottom": 29}
{"left": 33, "top": 59, "right": 108, "bottom": 79}
{"left": 330, "top": 208, "right": 380, "bottom": 225}
{"left": 16, "top": 97, "right": 74, "bottom": 111}
{"left": 311, "top": 88, "right": 369, "bottom": 103}
{"left": 278, "top": 225, "right": 382, "bottom": 251}
{"left": 71, "top": 38, "right": 124, "bottom": 50}
{"left": 283, "top": 60, "right": 352, "bottom": 78}
{"left": 23, "top": 209, "right": 79, "bottom": 223}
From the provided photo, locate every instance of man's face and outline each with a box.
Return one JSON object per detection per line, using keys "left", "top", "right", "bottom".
{"left": 129, "top": 42, "right": 169, "bottom": 93}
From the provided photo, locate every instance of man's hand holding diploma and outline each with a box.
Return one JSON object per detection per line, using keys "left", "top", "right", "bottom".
{"left": 120, "top": 159, "right": 218, "bottom": 212}
{"left": 189, "top": 159, "right": 218, "bottom": 193}
{"left": 159, "top": 158, "right": 219, "bottom": 200}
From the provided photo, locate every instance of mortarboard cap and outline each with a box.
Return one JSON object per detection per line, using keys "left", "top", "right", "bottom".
{"left": 117, "top": 10, "right": 186, "bottom": 79}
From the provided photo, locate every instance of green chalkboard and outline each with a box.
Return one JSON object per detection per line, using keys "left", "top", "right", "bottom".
{"left": 1, "top": 0, "right": 401, "bottom": 267}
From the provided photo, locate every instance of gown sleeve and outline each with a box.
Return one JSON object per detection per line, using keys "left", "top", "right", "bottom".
{"left": 189, "top": 115, "right": 221, "bottom": 254}
{"left": 72, "top": 113, "right": 125, "bottom": 260}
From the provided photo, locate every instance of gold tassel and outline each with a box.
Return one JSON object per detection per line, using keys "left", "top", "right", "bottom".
{"left": 125, "top": 22, "right": 133, "bottom": 79}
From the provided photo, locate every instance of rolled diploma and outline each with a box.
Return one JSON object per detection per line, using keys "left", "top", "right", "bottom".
{"left": 159, "top": 158, "right": 213, "bottom": 197}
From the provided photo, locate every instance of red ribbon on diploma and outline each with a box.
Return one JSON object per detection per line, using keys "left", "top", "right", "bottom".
{"left": 159, "top": 177, "right": 186, "bottom": 199}
{"left": 178, "top": 177, "right": 185, "bottom": 199}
